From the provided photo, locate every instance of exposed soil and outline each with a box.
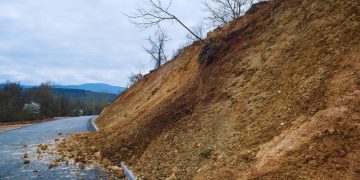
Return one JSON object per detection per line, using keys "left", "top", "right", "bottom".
{"left": 59, "top": 0, "right": 360, "bottom": 179}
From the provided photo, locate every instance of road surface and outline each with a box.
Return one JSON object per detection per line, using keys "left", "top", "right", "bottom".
{"left": 0, "top": 116, "right": 112, "bottom": 179}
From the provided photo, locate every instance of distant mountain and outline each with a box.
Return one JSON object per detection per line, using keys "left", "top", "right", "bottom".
{"left": 54, "top": 83, "right": 126, "bottom": 94}
{"left": 22, "top": 87, "right": 118, "bottom": 102}
{"left": 0, "top": 84, "right": 32, "bottom": 89}
{"left": 52, "top": 88, "right": 118, "bottom": 102}
{"left": 0, "top": 83, "right": 126, "bottom": 95}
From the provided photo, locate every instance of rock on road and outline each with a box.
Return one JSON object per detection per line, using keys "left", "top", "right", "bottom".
{"left": 0, "top": 116, "right": 112, "bottom": 179}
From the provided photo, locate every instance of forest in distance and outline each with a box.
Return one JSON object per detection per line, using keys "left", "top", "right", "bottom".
{"left": 0, "top": 81, "right": 117, "bottom": 123}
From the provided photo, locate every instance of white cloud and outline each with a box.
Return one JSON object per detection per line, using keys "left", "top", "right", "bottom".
{"left": 0, "top": 0, "right": 206, "bottom": 86}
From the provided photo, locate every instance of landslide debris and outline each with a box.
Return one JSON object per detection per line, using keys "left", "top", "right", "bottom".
{"left": 59, "top": 0, "right": 360, "bottom": 179}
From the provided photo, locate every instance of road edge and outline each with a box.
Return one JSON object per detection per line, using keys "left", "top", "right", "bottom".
{"left": 121, "top": 162, "right": 137, "bottom": 180}
{"left": 0, "top": 124, "right": 34, "bottom": 134}
{"left": 91, "top": 117, "right": 100, "bottom": 131}
{"left": 0, "top": 117, "right": 65, "bottom": 134}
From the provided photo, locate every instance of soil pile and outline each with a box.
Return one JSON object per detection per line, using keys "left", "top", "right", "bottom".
{"left": 59, "top": 0, "right": 360, "bottom": 179}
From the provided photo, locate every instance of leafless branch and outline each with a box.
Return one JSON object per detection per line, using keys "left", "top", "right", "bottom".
{"left": 203, "top": 0, "right": 257, "bottom": 27}
{"left": 127, "top": 64, "right": 146, "bottom": 87}
{"left": 186, "top": 22, "right": 207, "bottom": 44}
{"left": 127, "top": 0, "right": 206, "bottom": 43}
{"left": 144, "top": 29, "right": 169, "bottom": 69}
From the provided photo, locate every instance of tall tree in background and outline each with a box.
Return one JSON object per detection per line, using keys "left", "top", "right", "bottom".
{"left": 204, "top": 0, "right": 256, "bottom": 26}
{"left": 144, "top": 29, "right": 169, "bottom": 69}
{"left": 0, "top": 82, "right": 24, "bottom": 122}
{"left": 52, "top": 95, "right": 71, "bottom": 117}
{"left": 86, "top": 94, "right": 96, "bottom": 115}
{"left": 33, "top": 82, "right": 54, "bottom": 117}
{"left": 0, "top": 81, "right": 115, "bottom": 122}
{"left": 128, "top": 0, "right": 206, "bottom": 43}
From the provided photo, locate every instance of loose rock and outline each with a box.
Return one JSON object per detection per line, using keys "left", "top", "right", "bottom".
{"left": 109, "top": 166, "right": 124, "bottom": 177}
{"left": 24, "top": 160, "right": 30, "bottom": 164}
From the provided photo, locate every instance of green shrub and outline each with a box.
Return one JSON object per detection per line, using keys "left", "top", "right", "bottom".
{"left": 200, "top": 148, "right": 213, "bottom": 159}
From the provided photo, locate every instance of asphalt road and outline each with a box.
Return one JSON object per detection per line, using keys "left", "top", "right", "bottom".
{"left": 0, "top": 116, "right": 112, "bottom": 180}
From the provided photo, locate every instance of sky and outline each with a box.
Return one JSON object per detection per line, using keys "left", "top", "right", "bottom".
{"left": 0, "top": 0, "right": 207, "bottom": 87}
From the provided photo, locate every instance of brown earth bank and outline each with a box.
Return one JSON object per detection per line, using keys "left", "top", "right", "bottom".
{"left": 58, "top": 0, "right": 360, "bottom": 179}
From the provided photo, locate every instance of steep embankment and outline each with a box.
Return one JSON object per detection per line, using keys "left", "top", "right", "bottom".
{"left": 60, "top": 0, "right": 360, "bottom": 179}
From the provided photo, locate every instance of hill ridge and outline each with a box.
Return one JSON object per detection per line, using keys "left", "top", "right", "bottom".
{"left": 0, "top": 83, "right": 125, "bottom": 94}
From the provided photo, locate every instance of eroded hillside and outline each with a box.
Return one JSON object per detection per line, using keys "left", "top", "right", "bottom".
{"left": 59, "top": 0, "right": 360, "bottom": 179}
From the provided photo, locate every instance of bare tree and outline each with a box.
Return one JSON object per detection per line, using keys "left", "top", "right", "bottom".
{"left": 127, "top": 64, "right": 146, "bottom": 87}
{"left": 135, "top": 63, "right": 147, "bottom": 76}
{"left": 186, "top": 22, "right": 207, "bottom": 44}
{"left": 204, "top": 0, "right": 256, "bottom": 27}
{"left": 128, "top": 0, "right": 206, "bottom": 43}
{"left": 128, "top": 73, "right": 143, "bottom": 87}
{"left": 144, "top": 29, "right": 169, "bottom": 69}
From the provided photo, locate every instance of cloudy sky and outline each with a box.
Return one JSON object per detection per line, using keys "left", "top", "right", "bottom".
{"left": 0, "top": 0, "right": 207, "bottom": 86}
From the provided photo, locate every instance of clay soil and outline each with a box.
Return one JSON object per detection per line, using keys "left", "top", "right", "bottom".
{"left": 58, "top": 0, "right": 360, "bottom": 179}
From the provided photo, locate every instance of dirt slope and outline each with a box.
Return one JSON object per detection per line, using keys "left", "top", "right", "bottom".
{"left": 59, "top": 0, "right": 360, "bottom": 179}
